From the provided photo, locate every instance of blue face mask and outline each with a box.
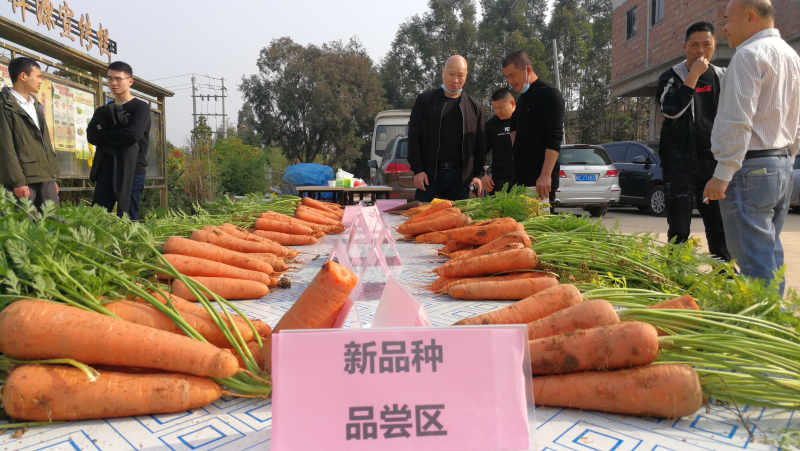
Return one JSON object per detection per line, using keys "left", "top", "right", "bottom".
{"left": 441, "top": 83, "right": 463, "bottom": 95}
{"left": 520, "top": 80, "right": 530, "bottom": 94}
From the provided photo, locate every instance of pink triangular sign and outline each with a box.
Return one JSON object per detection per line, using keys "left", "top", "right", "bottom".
{"left": 332, "top": 299, "right": 363, "bottom": 328}
{"left": 370, "top": 275, "right": 431, "bottom": 328}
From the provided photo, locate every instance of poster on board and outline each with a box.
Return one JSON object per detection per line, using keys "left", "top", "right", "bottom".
{"left": 52, "top": 83, "right": 75, "bottom": 151}
{"left": 0, "top": 63, "right": 11, "bottom": 89}
{"left": 36, "top": 79, "right": 55, "bottom": 146}
{"left": 72, "top": 89, "right": 94, "bottom": 160}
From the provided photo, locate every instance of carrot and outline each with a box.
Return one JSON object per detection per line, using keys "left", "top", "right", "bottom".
{"left": 3, "top": 365, "right": 223, "bottom": 421}
{"left": 645, "top": 294, "right": 700, "bottom": 336}
{"left": 301, "top": 197, "right": 344, "bottom": 217}
{"left": 247, "top": 253, "right": 289, "bottom": 272}
{"left": 527, "top": 299, "right": 619, "bottom": 340}
{"left": 431, "top": 272, "right": 553, "bottom": 293}
{"left": 160, "top": 254, "right": 272, "bottom": 285}
{"left": 405, "top": 207, "right": 461, "bottom": 225}
{"left": 410, "top": 200, "right": 453, "bottom": 221}
{"left": 163, "top": 237, "right": 273, "bottom": 274}
{"left": 529, "top": 321, "right": 659, "bottom": 375}
{"left": 405, "top": 204, "right": 434, "bottom": 216}
{"left": 255, "top": 218, "right": 316, "bottom": 236}
{"left": 251, "top": 229, "right": 318, "bottom": 246}
{"left": 415, "top": 231, "right": 452, "bottom": 244}
{"left": 136, "top": 291, "right": 259, "bottom": 335}
{"left": 298, "top": 202, "right": 343, "bottom": 220}
{"left": 0, "top": 300, "right": 239, "bottom": 378}
{"left": 441, "top": 240, "right": 475, "bottom": 255}
{"left": 262, "top": 261, "right": 357, "bottom": 372}
{"left": 435, "top": 247, "right": 537, "bottom": 278}
{"left": 216, "top": 224, "right": 298, "bottom": 258}
{"left": 447, "top": 249, "right": 474, "bottom": 259}
{"left": 230, "top": 341, "right": 266, "bottom": 369}
{"left": 397, "top": 214, "right": 472, "bottom": 236}
{"left": 447, "top": 219, "right": 525, "bottom": 246}
{"left": 450, "top": 231, "right": 532, "bottom": 263}
{"left": 533, "top": 363, "right": 701, "bottom": 418}
{"left": 262, "top": 211, "right": 345, "bottom": 234}
{"left": 191, "top": 228, "right": 286, "bottom": 255}
{"left": 104, "top": 300, "right": 255, "bottom": 348}
{"left": 172, "top": 276, "right": 269, "bottom": 301}
{"left": 483, "top": 242, "right": 525, "bottom": 255}
{"left": 453, "top": 284, "right": 583, "bottom": 326}
{"left": 295, "top": 207, "right": 343, "bottom": 226}
{"left": 448, "top": 277, "right": 559, "bottom": 300}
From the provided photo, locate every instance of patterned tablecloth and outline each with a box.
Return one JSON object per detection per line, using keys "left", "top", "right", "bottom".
{"left": 2, "top": 214, "right": 797, "bottom": 451}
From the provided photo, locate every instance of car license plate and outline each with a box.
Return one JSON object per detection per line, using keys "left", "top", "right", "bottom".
{"left": 575, "top": 174, "right": 597, "bottom": 182}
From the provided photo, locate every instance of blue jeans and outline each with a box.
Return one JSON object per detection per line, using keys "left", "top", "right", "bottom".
{"left": 719, "top": 156, "right": 793, "bottom": 295}
{"left": 92, "top": 172, "right": 147, "bottom": 220}
{"left": 414, "top": 167, "right": 470, "bottom": 202}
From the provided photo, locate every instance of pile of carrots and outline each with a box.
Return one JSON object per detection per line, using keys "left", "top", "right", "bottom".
{"left": 254, "top": 197, "right": 345, "bottom": 246}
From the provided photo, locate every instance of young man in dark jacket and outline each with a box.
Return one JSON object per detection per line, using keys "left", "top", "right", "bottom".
{"left": 407, "top": 55, "right": 485, "bottom": 202}
{"left": 482, "top": 87, "right": 516, "bottom": 194}
{"left": 88, "top": 61, "right": 151, "bottom": 220}
{"left": 657, "top": 22, "right": 731, "bottom": 262}
{"left": 0, "top": 57, "right": 60, "bottom": 208}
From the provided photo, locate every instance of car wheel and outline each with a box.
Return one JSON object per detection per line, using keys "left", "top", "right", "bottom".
{"left": 588, "top": 206, "right": 609, "bottom": 217}
{"left": 649, "top": 185, "right": 667, "bottom": 217}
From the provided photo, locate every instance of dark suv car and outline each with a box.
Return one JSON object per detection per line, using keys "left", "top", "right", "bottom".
{"left": 369, "top": 135, "right": 415, "bottom": 199}
{"left": 600, "top": 141, "right": 665, "bottom": 216}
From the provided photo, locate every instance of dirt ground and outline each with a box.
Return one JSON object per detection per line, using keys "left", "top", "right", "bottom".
{"left": 558, "top": 206, "right": 800, "bottom": 292}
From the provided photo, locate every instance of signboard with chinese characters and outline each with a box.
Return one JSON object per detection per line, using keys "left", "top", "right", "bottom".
{"left": 51, "top": 81, "right": 74, "bottom": 151}
{"left": 71, "top": 87, "right": 93, "bottom": 160}
{"left": 35, "top": 78, "right": 54, "bottom": 145}
{"left": 7, "top": 0, "right": 117, "bottom": 57}
{"left": 272, "top": 326, "right": 535, "bottom": 450}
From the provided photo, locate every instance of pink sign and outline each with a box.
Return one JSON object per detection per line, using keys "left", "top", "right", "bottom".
{"left": 272, "top": 326, "right": 534, "bottom": 450}
{"left": 342, "top": 205, "right": 362, "bottom": 226}
{"left": 371, "top": 275, "right": 430, "bottom": 328}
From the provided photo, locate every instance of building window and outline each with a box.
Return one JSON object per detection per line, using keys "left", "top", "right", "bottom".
{"left": 626, "top": 7, "right": 637, "bottom": 40}
{"left": 652, "top": 0, "right": 664, "bottom": 25}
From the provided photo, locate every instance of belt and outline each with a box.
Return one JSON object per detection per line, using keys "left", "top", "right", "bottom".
{"left": 438, "top": 162, "right": 462, "bottom": 170}
{"left": 745, "top": 147, "right": 789, "bottom": 160}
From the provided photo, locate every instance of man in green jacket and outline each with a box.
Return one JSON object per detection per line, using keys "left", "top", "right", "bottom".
{"left": 0, "top": 57, "right": 60, "bottom": 208}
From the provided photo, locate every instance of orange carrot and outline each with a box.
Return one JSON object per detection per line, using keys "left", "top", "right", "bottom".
{"left": 447, "top": 249, "right": 474, "bottom": 259}
{"left": 163, "top": 237, "right": 273, "bottom": 274}
{"left": 247, "top": 253, "right": 289, "bottom": 272}
{"left": 529, "top": 321, "right": 659, "bottom": 375}
{"left": 262, "top": 261, "right": 357, "bottom": 372}
{"left": 404, "top": 203, "right": 434, "bottom": 217}
{"left": 255, "top": 218, "right": 316, "bottom": 236}
{"left": 447, "top": 219, "right": 525, "bottom": 246}
{"left": 191, "top": 228, "right": 286, "bottom": 255}
{"left": 431, "top": 272, "right": 554, "bottom": 293}
{"left": 160, "top": 254, "right": 272, "bottom": 285}
{"left": 435, "top": 247, "right": 538, "bottom": 278}
{"left": 397, "top": 214, "right": 472, "bottom": 236}
{"left": 405, "top": 207, "right": 460, "bottom": 224}
{"left": 216, "top": 224, "right": 298, "bottom": 258}
{"left": 410, "top": 200, "right": 454, "bottom": 221}
{"left": 0, "top": 299, "right": 239, "bottom": 378}
{"left": 295, "top": 206, "right": 343, "bottom": 226}
{"left": 260, "top": 211, "right": 344, "bottom": 234}
{"left": 532, "top": 364, "right": 702, "bottom": 419}
{"left": 483, "top": 242, "right": 525, "bottom": 255}
{"left": 135, "top": 291, "right": 259, "bottom": 335}
{"left": 645, "top": 294, "right": 700, "bottom": 336}
{"left": 301, "top": 197, "right": 344, "bottom": 217}
{"left": 453, "top": 284, "right": 583, "bottom": 326}
{"left": 448, "top": 277, "right": 559, "bottom": 300}
{"left": 440, "top": 240, "right": 475, "bottom": 255}
{"left": 172, "top": 276, "right": 269, "bottom": 301}
{"left": 527, "top": 299, "right": 619, "bottom": 340}
{"left": 298, "top": 202, "right": 343, "bottom": 220}
{"left": 451, "top": 231, "right": 532, "bottom": 263}
{"left": 104, "top": 300, "right": 255, "bottom": 348}
{"left": 251, "top": 229, "right": 318, "bottom": 246}
{"left": 415, "top": 231, "right": 452, "bottom": 244}
{"left": 2, "top": 365, "right": 223, "bottom": 421}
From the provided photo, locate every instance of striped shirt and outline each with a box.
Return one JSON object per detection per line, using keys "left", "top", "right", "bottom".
{"left": 710, "top": 28, "right": 800, "bottom": 181}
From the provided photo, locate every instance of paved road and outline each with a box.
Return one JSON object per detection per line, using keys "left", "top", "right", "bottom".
{"left": 557, "top": 206, "right": 800, "bottom": 292}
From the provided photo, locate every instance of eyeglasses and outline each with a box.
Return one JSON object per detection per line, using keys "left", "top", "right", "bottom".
{"left": 107, "top": 76, "right": 131, "bottom": 84}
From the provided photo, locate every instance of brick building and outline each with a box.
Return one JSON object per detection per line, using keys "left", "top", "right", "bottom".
{"left": 609, "top": 0, "right": 800, "bottom": 140}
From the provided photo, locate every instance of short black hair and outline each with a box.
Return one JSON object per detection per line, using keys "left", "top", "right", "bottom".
{"left": 9, "top": 57, "right": 40, "bottom": 83}
{"left": 107, "top": 61, "right": 133, "bottom": 77}
{"left": 491, "top": 87, "right": 514, "bottom": 102}
{"left": 685, "top": 21, "right": 715, "bottom": 42}
{"left": 502, "top": 49, "right": 533, "bottom": 71}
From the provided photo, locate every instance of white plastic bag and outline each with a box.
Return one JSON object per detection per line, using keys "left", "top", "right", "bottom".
{"left": 336, "top": 168, "right": 354, "bottom": 180}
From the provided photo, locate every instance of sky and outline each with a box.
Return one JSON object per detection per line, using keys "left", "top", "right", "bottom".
{"left": 0, "top": 0, "right": 434, "bottom": 145}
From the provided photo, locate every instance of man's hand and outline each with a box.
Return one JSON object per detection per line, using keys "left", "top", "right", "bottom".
{"left": 703, "top": 177, "right": 729, "bottom": 202}
{"left": 481, "top": 175, "right": 494, "bottom": 192}
{"left": 469, "top": 177, "right": 483, "bottom": 196}
{"left": 55, "top": 182, "right": 59, "bottom": 194}
{"left": 535, "top": 174, "right": 552, "bottom": 201}
{"left": 13, "top": 185, "right": 30, "bottom": 198}
{"left": 414, "top": 172, "right": 429, "bottom": 191}
{"left": 690, "top": 56, "right": 710, "bottom": 76}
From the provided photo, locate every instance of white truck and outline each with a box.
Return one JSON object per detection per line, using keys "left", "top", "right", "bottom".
{"left": 369, "top": 109, "right": 411, "bottom": 181}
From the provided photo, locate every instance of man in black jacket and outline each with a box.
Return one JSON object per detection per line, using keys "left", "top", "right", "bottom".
{"left": 656, "top": 22, "right": 731, "bottom": 262}
{"left": 407, "top": 55, "right": 485, "bottom": 202}
{"left": 88, "top": 61, "right": 151, "bottom": 220}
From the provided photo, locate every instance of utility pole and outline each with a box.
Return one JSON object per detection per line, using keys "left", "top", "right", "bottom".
{"left": 552, "top": 39, "right": 566, "bottom": 145}
{"left": 191, "top": 75, "right": 197, "bottom": 130}
{"left": 221, "top": 77, "right": 227, "bottom": 139}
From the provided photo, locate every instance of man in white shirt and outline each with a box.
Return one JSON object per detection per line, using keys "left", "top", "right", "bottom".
{"left": 0, "top": 57, "right": 60, "bottom": 209}
{"left": 703, "top": 0, "right": 800, "bottom": 295}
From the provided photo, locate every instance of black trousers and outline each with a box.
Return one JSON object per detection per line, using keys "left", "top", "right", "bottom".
{"left": 665, "top": 158, "right": 732, "bottom": 262}
{"left": 5, "top": 181, "right": 60, "bottom": 209}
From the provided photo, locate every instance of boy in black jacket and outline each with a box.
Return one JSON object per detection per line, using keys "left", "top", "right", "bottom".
{"left": 482, "top": 88, "right": 516, "bottom": 194}
{"left": 88, "top": 61, "right": 151, "bottom": 220}
{"left": 656, "top": 22, "right": 731, "bottom": 262}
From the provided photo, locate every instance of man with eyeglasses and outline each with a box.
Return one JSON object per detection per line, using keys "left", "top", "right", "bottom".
{"left": 88, "top": 61, "right": 151, "bottom": 220}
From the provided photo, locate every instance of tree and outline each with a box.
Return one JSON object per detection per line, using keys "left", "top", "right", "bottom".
{"left": 214, "top": 137, "right": 270, "bottom": 196}
{"left": 239, "top": 37, "right": 387, "bottom": 172}
{"left": 183, "top": 117, "right": 219, "bottom": 202}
